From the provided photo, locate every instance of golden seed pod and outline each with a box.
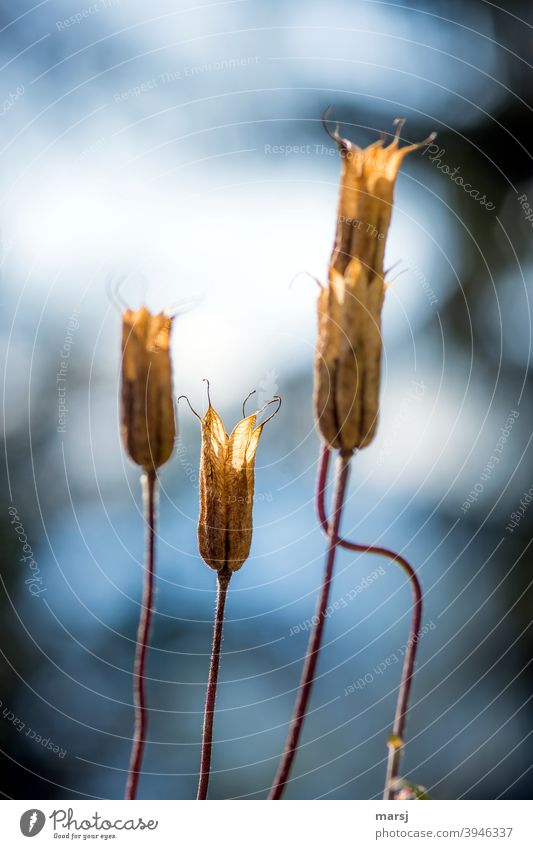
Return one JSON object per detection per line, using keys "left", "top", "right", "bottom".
{"left": 190, "top": 392, "right": 280, "bottom": 573}
{"left": 314, "top": 116, "right": 436, "bottom": 453}
{"left": 120, "top": 306, "right": 176, "bottom": 470}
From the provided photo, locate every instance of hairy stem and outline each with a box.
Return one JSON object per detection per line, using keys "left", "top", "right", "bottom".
{"left": 316, "top": 444, "right": 423, "bottom": 800}
{"left": 268, "top": 451, "right": 352, "bottom": 800}
{"left": 197, "top": 566, "right": 232, "bottom": 800}
{"left": 125, "top": 468, "right": 157, "bottom": 800}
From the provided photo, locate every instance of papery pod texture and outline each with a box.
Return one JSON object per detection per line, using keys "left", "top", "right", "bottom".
{"left": 198, "top": 405, "right": 266, "bottom": 572}
{"left": 121, "top": 307, "right": 175, "bottom": 470}
{"left": 315, "top": 121, "right": 433, "bottom": 452}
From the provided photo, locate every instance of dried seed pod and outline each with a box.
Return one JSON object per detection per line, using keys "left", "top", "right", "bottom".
{"left": 188, "top": 390, "right": 281, "bottom": 573}
{"left": 120, "top": 307, "right": 175, "bottom": 470}
{"left": 315, "top": 116, "right": 436, "bottom": 453}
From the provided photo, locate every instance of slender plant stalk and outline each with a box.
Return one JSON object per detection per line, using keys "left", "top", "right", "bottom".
{"left": 269, "top": 451, "right": 352, "bottom": 800}
{"left": 197, "top": 565, "right": 232, "bottom": 800}
{"left": 125, "top": 468, "right": 157, "bottom": 800}
{"left": 316, "top": 444, "right": 423, "bottom": 800}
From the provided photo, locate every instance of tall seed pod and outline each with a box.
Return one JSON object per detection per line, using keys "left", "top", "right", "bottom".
{"left": 181, "top": 386, "right": 281, "bottom": 800}
{"left": 119, "top": 304, "right": 176, "bottom": 801}
{"left": 121, "top": 306, "right": 175, "bottom": 471}
{"left": 314, "top": 115, "right": 436, "bottom": 453}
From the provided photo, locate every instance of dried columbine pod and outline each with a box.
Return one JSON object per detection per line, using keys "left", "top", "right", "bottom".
{"left": 119, "top": 304, "right": 176, "bottom": 801}
{"left": 315, "top": 115, "right": 436, "bottom": 453}
{"left": 190, "top": 387, "right": 281, "bottom": 573}
{"left": 270, "top": 114, "right": 434, "bottom": 802}
{"left": 181, "top": 385, "right": 281, "bottom": 800}
{"left": 121, "top": 306, "right": 175, "bottom": 470}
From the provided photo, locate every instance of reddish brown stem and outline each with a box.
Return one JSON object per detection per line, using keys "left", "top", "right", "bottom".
{"left": 269, "top": 451, "right": 352, "bottom": 800}
{"left": 316, "top": 443, "right": 423, "bottom": 801}
{"left": 197, "top": 566, "right": 232, "bottom": 800}
{"left": 125, "top": 468, "right": 157, "bottom": 800}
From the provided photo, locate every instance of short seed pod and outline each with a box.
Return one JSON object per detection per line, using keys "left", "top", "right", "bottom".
{"left": 120, "top": 306, "right": 175, "bottom": 470}
{"left": 315, "top": 115, "right": 436, "bottom": 453}
{"left": 186, "top": 389, "right": 281, "bottom": 572}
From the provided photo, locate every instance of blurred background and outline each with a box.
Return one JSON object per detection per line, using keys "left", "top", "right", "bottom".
{"left": 0, "top": 0, "right": 532, "bottom": 801}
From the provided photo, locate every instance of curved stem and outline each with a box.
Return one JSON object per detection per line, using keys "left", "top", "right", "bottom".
{"left": 125, "top": 468, "right": 157, "bottom": 800}
{"left": 316, "top": 444, "right": 423, "bottom": 801}
{"left": 269, "top": 451, "right": 352, "bottom": 800}
{"left": 197, "top": 566, "right": 232, "bottom": 800}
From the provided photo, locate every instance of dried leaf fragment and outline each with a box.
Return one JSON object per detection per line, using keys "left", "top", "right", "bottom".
{"left": 194, "top": 394, "right": 280, "bottom": 572}
{"left": 120, "top": 306, "right": 175, "bottom": 470}
{"left": 393, "top": 778, "right": 430, "bottom": 800}
{"left": 315, "top": 116, "right": 435, "bottom": 452}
